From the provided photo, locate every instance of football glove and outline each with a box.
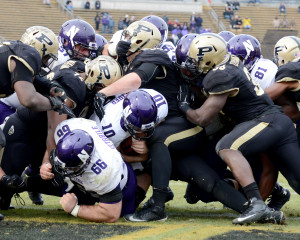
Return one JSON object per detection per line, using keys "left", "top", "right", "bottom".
{"left": 94, "top": 92, "right": 107, "bottom": 121}
{"left": 48, "top": 96, "right": 76, "bottom": 118}
{"left": 177, "top": 84, "right": 192, "bottom": 114}
{"left": 1, "top": 174, "right": 25, "bottom": 189}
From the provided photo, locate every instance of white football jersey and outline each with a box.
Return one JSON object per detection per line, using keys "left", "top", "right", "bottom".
{"left": 90, "top": 89, "right": 168, "bottom": 148}
{"left": 250, "top": 58, "right": 278, "bottom": 90}
{"left": 160, "top": 41, "right": 176, "bottom": 62}
{"left": 54, "top": 118, "right": 127, "bottom": 195}
{"left": 49, "top": 42, "right": 71, "bottom": 70}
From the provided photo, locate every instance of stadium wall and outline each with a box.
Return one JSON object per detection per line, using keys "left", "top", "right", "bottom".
{"left": 71, "top": 0, "right": 203, "bottom": 13}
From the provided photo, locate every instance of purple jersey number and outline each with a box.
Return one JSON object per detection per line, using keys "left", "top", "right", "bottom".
{"left": 254, "top": 67, "right": 267, "bottom": 80}
{"left": 91, "top": 159, "right": 108, "bottom": 174}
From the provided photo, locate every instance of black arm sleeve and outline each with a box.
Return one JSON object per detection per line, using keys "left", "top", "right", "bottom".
{"left": 11, "top": 58, "right": 33, "bottom": 87}
{"left": 33, "top": 75, "right": 52, "bottom": 95}
{"left": 134, "top": 62, "right": 165, "bottom": 84}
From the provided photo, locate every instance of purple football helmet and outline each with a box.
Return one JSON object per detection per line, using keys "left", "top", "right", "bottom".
{"left": 218, "top": 31, "right": 235, "bottom": 43}
{"left": 122, "top": 90, "right": 158, "bottom": 140}
{"left": 175, "top": 33, "right": 200, "bottom": 83}
{"left": 95, "top": 34, "right": 108, "bottom": 47}
{"left": 59, "top": 19, "right": 96, "bottom": 60}
{"left": 53, "top": 129, "right": 94, "bottom": 177}
{"left": 141, "top": 15, "right": 168, "bottom": 46}
{"left": 227, "top": 34, "right": 261, "bottom": 71}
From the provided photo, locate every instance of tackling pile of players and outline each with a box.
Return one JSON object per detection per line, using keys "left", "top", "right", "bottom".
{"left": 0, "top": 16, "right": 299, "bottom": 226}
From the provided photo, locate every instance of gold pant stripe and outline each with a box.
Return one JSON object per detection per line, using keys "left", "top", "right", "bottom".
{"left": 231, "top": 122, "right": 269, "bottom": 150}
{"left": 164, "top": 126, "right": 203, "bottom": 147}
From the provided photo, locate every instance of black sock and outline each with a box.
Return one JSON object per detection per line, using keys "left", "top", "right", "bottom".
{"left": 271, "top": 182, "right": 282, "bottom": 195}
{"left": 152, "top": 187, "right": 169, "bottom": 208}
{"left": 243, "top": 182, "right": 262, "bottom": 200}
{"left": 135, "top": 186, "right": 146, "bottom": 208}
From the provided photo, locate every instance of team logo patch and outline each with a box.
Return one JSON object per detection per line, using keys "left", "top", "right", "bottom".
{"left": 8, "top": 125, "right": 14, "bottom": 135}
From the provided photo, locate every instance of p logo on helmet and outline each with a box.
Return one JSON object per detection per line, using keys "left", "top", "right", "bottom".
{"left": 197, "top": 46, "right": 214, "bottom": 61}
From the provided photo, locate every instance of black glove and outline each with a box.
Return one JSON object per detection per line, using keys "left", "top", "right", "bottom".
{"left": 116, "top": 40, "right": 131, "bottom": 58}
{"left": 48, "top": 96, "right": 76, "bottom": 118}
{"left": 177, "top": 84, "right": 192, "bottom": 115}
{"left": 1, "top": 174, "right": 25, "bottom": 189}
{"left": 94, "top": 92, "right": 107, "bottom": 121}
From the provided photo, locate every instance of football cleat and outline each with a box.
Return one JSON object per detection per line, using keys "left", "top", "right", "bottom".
{"left": 232, "top": 197, "right": 267, "bottom": 225}
{"left": 124, "top": 197, "right": 167, "bottom": 222}
{"left": 0, "top": 213, "right": 4, "bottom": 221}
{"left": 267, "top": 186, "right": 291, "bottom": 211}
{"left": 258, "top": 207, "right": 285, "bottom": 224}
{"left": 28, "top": 192, "right": 44, "bottom": 205}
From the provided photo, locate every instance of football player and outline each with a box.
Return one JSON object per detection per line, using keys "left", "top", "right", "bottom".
{"left": 50, "top": 19, "right": 97, "bottom": 69}
{"left": 0, "top": 26, "right": 64, "bottom": 113}
{"left": 227, "top": 34, "right": 291, "bottom": 211}
{"left": 141, "top": 15, "right": 176, "bottom": 63}
{"left": 93, "top": 20, "right": 208, "bottom": 221}
{"left": 52, "top": 118, "right": 136, "bottom": 222}
{"left": 177, "top": 33, "right": 300, "bottom": 225}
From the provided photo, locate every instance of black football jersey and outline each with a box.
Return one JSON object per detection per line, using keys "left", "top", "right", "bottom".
{"left": 47, "top": 60, "right": 87, "bottom": 117}
{"left": 275, "top": 61, "right": 300, "bottom": 102}
{"left": 0, "top": 40, "right": 41, "bottom": 97}
{"left": 127, "top": 49, "right": 182, "bottom": 118}
{"left": 203, "top": 55, "right": 279, "bottom": 123}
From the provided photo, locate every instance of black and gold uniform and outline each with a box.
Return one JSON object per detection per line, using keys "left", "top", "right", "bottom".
{"left": 0, "top": 41, "right": 41, "bottom": 97}
{"left": 126, "top": 49, "right": 207, "bottom": 214}
{"left": 203, "top": 55, "right": 300, "bottom": 194}
{"left": 1, "top": 60, "right": 87, "bottom": 179}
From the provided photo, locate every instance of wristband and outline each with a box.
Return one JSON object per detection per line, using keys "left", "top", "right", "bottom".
{"left": 70, "top": 203, "right": 80, "bottom": 217}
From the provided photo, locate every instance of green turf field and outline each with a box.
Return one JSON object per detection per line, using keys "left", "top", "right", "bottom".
{"left": 0, "top": 175, "right": 299, "bottom": 240}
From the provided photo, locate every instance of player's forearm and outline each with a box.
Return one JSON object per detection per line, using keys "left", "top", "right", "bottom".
{"left": 77, "top": 202, "right": 122, "bottom": 223}
{"left": 121, "top": 153, "right": 149, "bottom": 163}
{"left": 99, "top": 73, "right": 141, "bottom": 97}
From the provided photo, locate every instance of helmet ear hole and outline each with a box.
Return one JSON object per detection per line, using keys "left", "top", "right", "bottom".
{"left": 136, "top": 40, "right": 142, "bottom": 44}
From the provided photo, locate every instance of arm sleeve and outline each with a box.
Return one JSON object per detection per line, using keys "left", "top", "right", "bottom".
{"left": 134, "top": 62, "right": 165, "bottom": 84}
{"left": 11, "top": 58, "right": 33, "bottom": 87}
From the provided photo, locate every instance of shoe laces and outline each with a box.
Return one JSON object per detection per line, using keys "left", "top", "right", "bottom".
{"left": 13, "top": 193, "right": 25, "bottom": 206}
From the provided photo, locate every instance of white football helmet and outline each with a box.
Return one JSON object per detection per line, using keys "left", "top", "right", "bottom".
{"left": 85, "top": 55, "right": 123, "bottom": 90}
{"left": 122, "top": 20, "right": 161, "bottom": 53}
{"left": 187, "top": 33, "right": 227, "bottom": 74}
{"left": 274, "top": 36, "right": 300, "bottom": 67}
{"left": 20, "top": 26, "right": 59, "bottom": 64}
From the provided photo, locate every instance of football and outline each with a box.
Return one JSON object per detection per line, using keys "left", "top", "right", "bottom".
{"left": 119, "top": 136, "right": 139, "bottom": 156}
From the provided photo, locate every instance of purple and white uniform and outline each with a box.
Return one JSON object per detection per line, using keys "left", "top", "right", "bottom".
{"left": 54, "top": 118, "right": 137, "bottom": 215}
{"left": 90, "top": 89, "right": 168, "bottom": 148}
{"left": 250, "top": 58, "right": 278, "bottom": 90}
{"left": 160, "top": 41, "right": 176, "bottom": 62}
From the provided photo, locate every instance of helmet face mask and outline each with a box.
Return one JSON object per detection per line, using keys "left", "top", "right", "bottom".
{"left": 122, "top": 21, "right": 161, "bottom": 54}
{"left": 227, "top": 34, "right": 261, "bottom": 71}
{"left": 274, "top": 36, "right": 300, "bottom": 67}
{"left": 20, "top": 26, "right": 59, "bottom": 75}
{"left": 175, "top": 33, "right": 201, "bottom": 84}
{"left": 85, "top": 55, "right": 123, "bottom": 90}
{"left": 122, "top": 90, "right": 158, "bottom": 141}
{"left": 59, "top": 19, "right": 96, "bottom": 60}
{"left": 53, "top": 130, "right": 94, "bottom": 178}
{"left": 188, "top": 33, "right": 228, "bottom": 75}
